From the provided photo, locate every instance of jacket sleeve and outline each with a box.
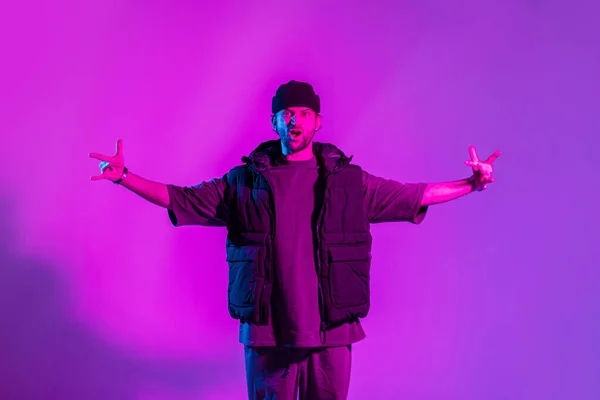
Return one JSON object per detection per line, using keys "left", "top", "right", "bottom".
{"left": 362, "top": 170, "right": 428, "bottom": 224}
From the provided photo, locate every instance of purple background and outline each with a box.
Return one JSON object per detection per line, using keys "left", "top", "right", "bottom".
{"left": 1, "top": 1, "right": 599, "bottom": 399}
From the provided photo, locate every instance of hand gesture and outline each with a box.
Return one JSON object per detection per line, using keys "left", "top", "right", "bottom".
{"left": 465, "top": 146, "right": 501, "bottom": 191}
{"left": 89, "top": 139, "right": 125, "bottom": 182}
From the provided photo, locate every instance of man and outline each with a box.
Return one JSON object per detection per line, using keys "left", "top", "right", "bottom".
{"left": 89, "top": 80, "right": 500, "bottom": 399}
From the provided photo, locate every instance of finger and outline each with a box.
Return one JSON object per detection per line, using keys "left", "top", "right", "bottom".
{"left": 469, "top": 146, "right": 479, "bottom": 162}
{"left": 486, "top": 150, "right": 502, "bottom": 164}
{"left": 115, "top": 139, "right": 123, "bottom": 156}
{"left": 90, "top": 173, "right": 105, "bottom": 181}
{"left": 465, "top": 160, "right": 479, "bottom": 167}
{"left": 89, "top": 152, "right": 111, "bottom": 162}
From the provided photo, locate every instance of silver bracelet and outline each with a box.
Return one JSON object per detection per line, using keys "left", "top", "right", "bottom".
{"left": 114, "top": 167, "right": 128, "bottom": 184}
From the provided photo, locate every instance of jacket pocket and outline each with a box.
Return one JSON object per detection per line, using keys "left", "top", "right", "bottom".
{"left": 226, "top": 245, "right": 260, "bottom": 308}
{"left": 327, "top": 245, "right": 371, "bottom": 308}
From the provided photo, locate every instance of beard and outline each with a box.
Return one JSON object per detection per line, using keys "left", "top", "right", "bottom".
{"left": 278, "top": 128, "right": 315, "bottom": 153}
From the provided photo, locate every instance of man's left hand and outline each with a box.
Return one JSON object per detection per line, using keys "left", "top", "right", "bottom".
{"left": 465, "top": 146, "right": 501, "bottom": 191}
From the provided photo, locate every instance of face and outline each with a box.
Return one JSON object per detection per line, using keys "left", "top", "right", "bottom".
{"left": 272, "top": 107, "right": 322, "bottom": 154}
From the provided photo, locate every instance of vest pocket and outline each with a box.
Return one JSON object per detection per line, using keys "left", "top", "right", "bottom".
{"left": 327, "top": 245, "right": 370, "bottom": 308}
{"left": 226, "top": 245, "right": 260, "bottom": 308}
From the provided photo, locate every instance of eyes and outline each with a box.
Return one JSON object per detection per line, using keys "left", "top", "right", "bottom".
{"left": 282, "top": 109, "right": 313, "bottom": 118}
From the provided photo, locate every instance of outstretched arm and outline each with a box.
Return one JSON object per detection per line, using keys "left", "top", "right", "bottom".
{"left": 422, "top": 146, "right": 501, "bottom": 206}
{"left": 422, "top": 179, "right": 474, "bottom": 206}
{"left": 119, "top": 172, "right": 171, "bottom": 208}
{"left": 90, "top": 140, "right": 171, "bottom": 207}
{"left": 90, "top": 139, "right": 229, "bottom": 226}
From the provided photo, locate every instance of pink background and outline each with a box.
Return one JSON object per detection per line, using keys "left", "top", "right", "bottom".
{"left": 1, "top": 1, "right": 599, "bottom": 399}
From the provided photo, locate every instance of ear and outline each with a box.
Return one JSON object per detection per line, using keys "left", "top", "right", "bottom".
{"left": 315, "top": 114, "right": 323, "bottom": 131}
{"left": 271, "top": 115, "right": 277, "bottom": 130}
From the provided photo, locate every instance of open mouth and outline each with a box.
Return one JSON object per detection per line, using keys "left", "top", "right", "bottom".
{"left": 289, "top": 129, "right": 302, "bottom": 137}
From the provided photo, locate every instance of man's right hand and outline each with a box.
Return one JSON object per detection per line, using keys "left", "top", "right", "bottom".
{"left": 89, "top": 139, "right": 126, "bottom": 182}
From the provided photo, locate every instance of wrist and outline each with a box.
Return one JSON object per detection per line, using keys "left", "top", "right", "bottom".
{"left": 114, "top": 167, "right": 128, "bottom": 184}
{"left": 468, "top": 175, "right": 484, "bottom": 192}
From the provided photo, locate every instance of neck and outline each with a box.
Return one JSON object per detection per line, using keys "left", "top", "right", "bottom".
{"left": 281, "top": 141, "right": 314, "bottom": 161}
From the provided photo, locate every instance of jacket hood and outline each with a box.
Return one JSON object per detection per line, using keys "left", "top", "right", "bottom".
{"left": 241, "top": 140, "right": 353, "bottom": 172}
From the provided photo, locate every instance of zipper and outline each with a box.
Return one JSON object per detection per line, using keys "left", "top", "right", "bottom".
{"left": 316, "top": 171, "right": 331, "bottom": 345}
{"left": 249, "top": 163, "right": 276, "bottom": 325}
{"left": 265, "top": 175, "right": 276, "bottom": 324}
